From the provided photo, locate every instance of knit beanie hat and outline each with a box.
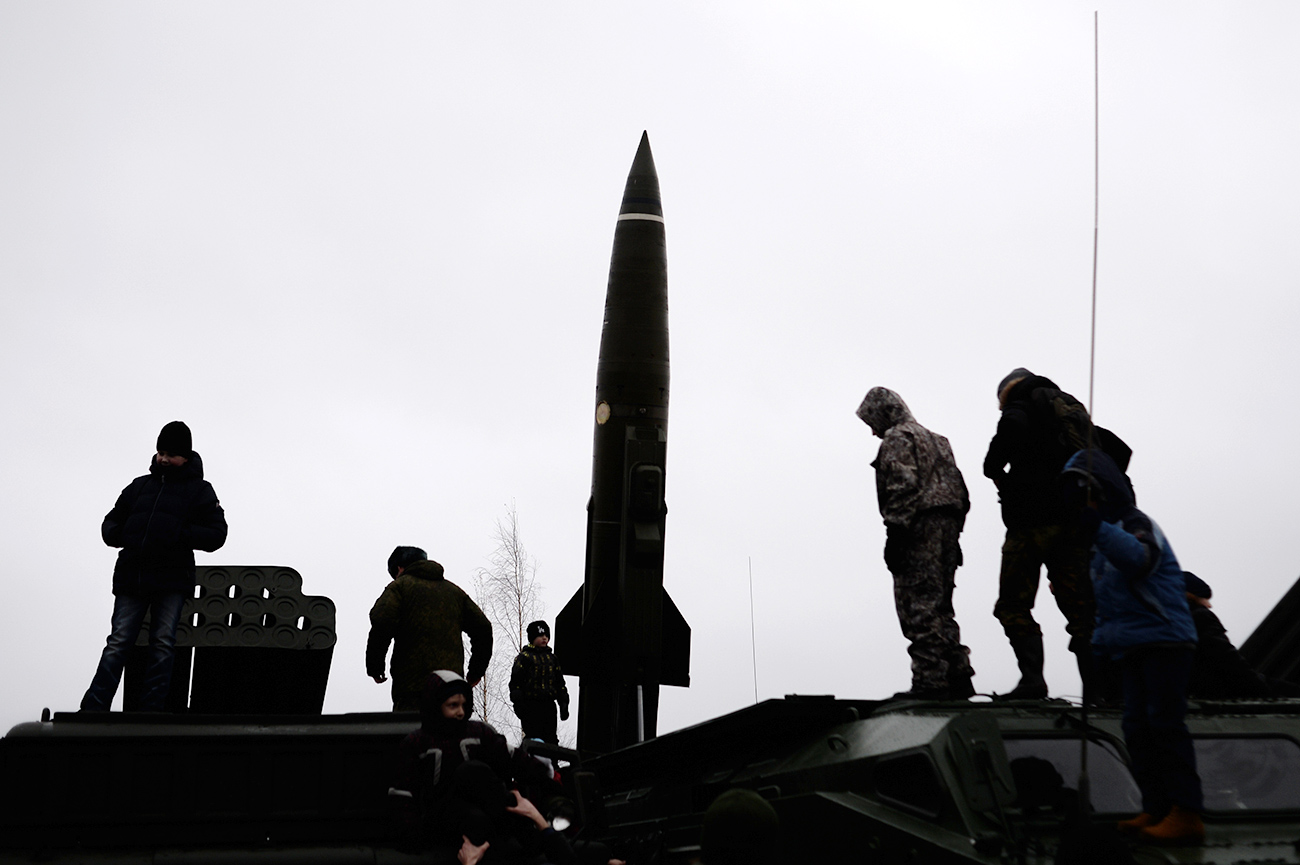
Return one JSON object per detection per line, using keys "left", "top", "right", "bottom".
{"left": 157, "top": 421, "right": 193, "bottom": 457}
{"left": 387, "top": 546, "right": 427, "bottom": 578}
{"left": 527, "top": 620, "right": 551, "bottom": 642}
{"left": 1183, "top": 571, "right": 1213, "bottom": 600}
{"left": 997, "top": 368, "right": 1034, "bottom": 397}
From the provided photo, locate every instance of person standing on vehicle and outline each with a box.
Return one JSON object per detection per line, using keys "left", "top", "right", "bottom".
{"left": 510, "top": 620, "right": 570, "bottom": 742}
{"left": 367, "top": 546, "right": 494, "bottom": 711}
{"left": 82, "top": 421, "right": 228, "bottom": 712}
{"left": 1063, "top": 449, "right": 1204, "bottom": 845}
{"left": 984, "top": 368, "right": 1130, "bottom": 700}
{"left": 858, "top": 387, "right": 974, "bottom": 700}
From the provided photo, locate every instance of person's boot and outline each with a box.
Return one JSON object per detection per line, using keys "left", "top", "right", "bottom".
{"left": 1138, "top": 805, "right": 1204, "bottom": 845}
{"left": 1116, "top": 812, "right": 1156, "bottom": 834}
{"left": 992, "top": 633, "right": 1048, "bottom": 700}
{"left": 947, "top": 675, "right": 976, "bottom": 700}
{"left": 946, "top": 648, "right": 976, "bottom": 699}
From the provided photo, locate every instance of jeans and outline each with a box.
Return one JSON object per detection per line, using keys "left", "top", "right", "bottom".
{"left": 81, "top": 592, "right": 187, "bottom": 711}
{"left": 1120, "top": 646, "right": 1203, "bottom": 815}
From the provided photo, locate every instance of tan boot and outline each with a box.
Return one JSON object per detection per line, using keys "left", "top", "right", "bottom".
{"left": 1138, "top": 805, "right": 1205, "bottom": 845}
{"left": 1116, "top": 812, "right": 1155, "bottom": 834}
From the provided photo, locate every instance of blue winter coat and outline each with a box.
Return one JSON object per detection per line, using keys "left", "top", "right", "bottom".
{"left": 1062, "top": 450, "right": 1195, "bottom": 658}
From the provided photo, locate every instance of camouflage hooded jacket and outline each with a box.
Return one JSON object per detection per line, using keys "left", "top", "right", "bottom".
{"left": 366, "top": 559, "right": 493, "bottom": 707}
{"left": 857, "top": 387, "right": 970, "bottom": 531}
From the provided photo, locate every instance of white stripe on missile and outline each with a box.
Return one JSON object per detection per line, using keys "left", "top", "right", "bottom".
{"left": 617, "top": 213, "right": 664, "bottom": 223}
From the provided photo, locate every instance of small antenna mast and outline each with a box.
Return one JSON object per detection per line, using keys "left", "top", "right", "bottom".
{"left": 748, "top": 556, "right": 758, "bottom": 704}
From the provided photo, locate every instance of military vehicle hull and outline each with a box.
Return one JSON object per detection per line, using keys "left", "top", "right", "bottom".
{"left": 582, "top": 695, "right": 1300, "bottom": 863}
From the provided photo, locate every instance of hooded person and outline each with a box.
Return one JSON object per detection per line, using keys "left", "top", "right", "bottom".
{"left": 389, "top": 671, "right": 514, "bottom": 849}
{"left": 857, "top": 387, "right": 974, "bottom": 700}
{"left": 984, "top": 368, "right": 1117, "bottom": 701}
{"left": 390, "top": 671, "right": 579, "bottom": 863}
{"left": 367, "top": 546, "right": 494, "bottom": 710}
{"left": 1062, "top": 449, "right": 1204, "bottom": 845}
{"left": 81, "top": 421, "right": 228, "bottom": 712}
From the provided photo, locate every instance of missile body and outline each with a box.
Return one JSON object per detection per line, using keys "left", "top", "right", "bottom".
{"left": 556, "top": 133, "right": 691, "bottom": 753}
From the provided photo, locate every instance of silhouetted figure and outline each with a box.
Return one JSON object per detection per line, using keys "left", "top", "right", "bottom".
{"left": 984, "top": 369, "right": 1128, "bottom": 700}
{"left": 511, "top": 620, "right": 571, "bottom": 743}
{"left": 82, "top": 421, "right": 227, "bottom": 712}
{"left": 391, "top": 671, "right": 579, "bottom": 863}
{"left": 858, "top": 387, "right": 974, "bottom": 700}
{"left": 1064, "top": 450, "right": 1204, "bottom": 845}
{"left": 1183, "top": 572, "right": 1276, "bottom": 699}
{"left": 367, "top": 546, "right": 493, "bottom": 710}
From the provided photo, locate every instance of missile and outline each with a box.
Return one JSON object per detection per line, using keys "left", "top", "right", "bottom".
{"left": 556, "top": 132, "right": 691, "bottom": 754}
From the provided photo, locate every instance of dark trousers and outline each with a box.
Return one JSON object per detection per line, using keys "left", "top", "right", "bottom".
{"left": 515, "top": 699, "right": 558, "bottom": 743}
{"left": 890, "top": 511, "right": 973, "bottom": 690}
{"left": 1120, "top": 647, "right": 1203, "bottom": 815}
{"left": 993, "top": 523, "right": 1094, "bottom": 643}
{"left": 82, "top": 592, "right": 186, "bottom": 711}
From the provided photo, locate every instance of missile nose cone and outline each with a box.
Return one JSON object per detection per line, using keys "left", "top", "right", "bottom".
{"left": 620, "top": 131, "right": 662, "bottom": 218}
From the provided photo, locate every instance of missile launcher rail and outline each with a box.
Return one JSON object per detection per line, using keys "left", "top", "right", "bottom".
{"left": 123, "top": 566, "right": 335, "bottom": 715}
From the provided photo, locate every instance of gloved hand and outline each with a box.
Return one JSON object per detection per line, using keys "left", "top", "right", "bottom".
{"left": 559, "top": 702, "right": 570, "bottom": 722}
{"left": 884, "top": 526, "right": 908, "bottom": 573}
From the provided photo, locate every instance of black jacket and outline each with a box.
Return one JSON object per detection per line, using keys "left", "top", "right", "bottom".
{"left": 984, "top": 375, "right": 1092, "bottom": 529}
{"left": 509, "top": 643, "right": 570, "bottom": 709}
{"left": 103, "top": 452, "right": 227, "bottom": 596}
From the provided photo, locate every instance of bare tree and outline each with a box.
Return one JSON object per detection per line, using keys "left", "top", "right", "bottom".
{"left": 467, "top": 501, "right": 542, "bottom": 741}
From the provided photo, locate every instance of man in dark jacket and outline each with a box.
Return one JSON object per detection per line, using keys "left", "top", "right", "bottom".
{"left": 510, "top": 620, "right": 570, "bottom": 742}
{"left": 858, "top": 387, "right": 974, "bottom": 700}
{"left": 984, "top": 369, "right": 1107, "bottom": 700}
{"left": 82, "top": 421, "right": 228, "bottom": 711}
{"left": 1183, "top": 572, "right": 1275, "bottom": 699}
{"left": 367, "top": 546, "right": 493, "bottom": 710}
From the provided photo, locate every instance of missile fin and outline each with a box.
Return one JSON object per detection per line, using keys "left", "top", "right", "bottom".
{"left": 660, "top": 589, "right": 691, "bottom": 687}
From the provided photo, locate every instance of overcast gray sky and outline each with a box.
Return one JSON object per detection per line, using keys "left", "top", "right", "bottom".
{"left": 3, "top": 2, "right": 1299, "bottom": 740}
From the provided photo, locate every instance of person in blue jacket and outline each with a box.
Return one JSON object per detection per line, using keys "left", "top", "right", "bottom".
{"left": 1062, "top": 449, "right": 1204, "bottom": 845}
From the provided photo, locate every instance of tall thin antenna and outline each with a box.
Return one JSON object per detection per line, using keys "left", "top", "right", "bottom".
{"left": 748, "top": 557, "right": 758, "bottom": 704}
{"left": 1077, "top": 10, "right": 1101, "bottom": 825}
{"left": 1088, "top": 10, "right": 1100, "bottom": 418}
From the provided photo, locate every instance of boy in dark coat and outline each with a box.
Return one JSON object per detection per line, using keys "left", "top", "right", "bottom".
{"left": 510, "top": 620, "right": 570, "bottom": 743}
{"left": 858, "top": 387, "right": 974, "bottom": 700}
{"left": 82, "top": 421, "right": 228, "bottom": 712}
{"left": 390, "top": 670, "right": 577, "bottom": 863}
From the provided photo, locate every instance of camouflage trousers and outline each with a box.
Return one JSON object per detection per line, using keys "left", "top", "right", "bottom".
{"left": 890, "top": 511, "right": 974, "bottom": 690}
{"left": 993, "top": 523, "right": 1094, "bottom": 646}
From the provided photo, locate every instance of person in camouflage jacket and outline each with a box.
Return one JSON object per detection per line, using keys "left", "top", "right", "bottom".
{"left": 509, "top": 620, "right": 570, "bottom": 743}
{"left": 858, "top": 387, "right": 974, "bottom": 700}
{"left": 367, "top": 546, "right": 493, "bottom": 711}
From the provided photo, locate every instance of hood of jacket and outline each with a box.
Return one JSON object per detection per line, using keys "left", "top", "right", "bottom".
{"left": 403, "top": 559, "right": 445, "bottom": 581}
{"left": 148, "top": 450, "right": 205, "bottom": 481}
{"left": 857, "top": 387, "right": 916, "bottom": 437}
{"left": 1062, "top": 448, "right": 1136, "bottom": 525}
{"left": 419, "top": 669, "right": 473, "bottom": 734}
